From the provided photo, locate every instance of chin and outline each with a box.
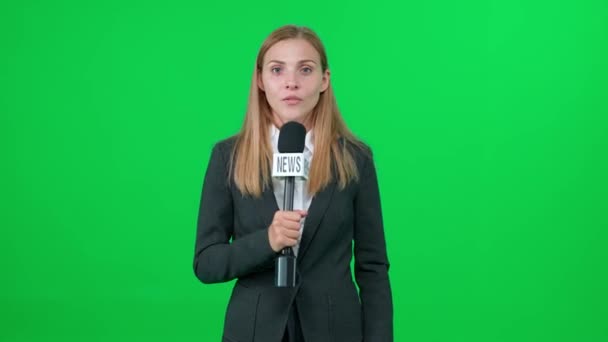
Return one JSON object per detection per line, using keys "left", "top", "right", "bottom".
{"left": 277, "top": 112, "right": 306, "bottom": 123}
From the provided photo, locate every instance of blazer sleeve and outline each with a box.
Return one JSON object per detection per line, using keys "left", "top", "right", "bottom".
{"left": 193, "top": 142, "right": 276, "bottom": 284}
{"left": 354, "top": 149, "right": 394, "bottom": 341}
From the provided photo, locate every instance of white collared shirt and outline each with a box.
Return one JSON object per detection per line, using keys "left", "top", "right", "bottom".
{"left": 270, "top": 124, "right": 314, "bottom": 257}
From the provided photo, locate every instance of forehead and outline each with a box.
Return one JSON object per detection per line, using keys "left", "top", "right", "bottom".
{"left": 264, "top": 39, "right": 320, "bottom": 64}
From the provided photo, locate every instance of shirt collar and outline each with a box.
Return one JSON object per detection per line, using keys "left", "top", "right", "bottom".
{"left": 270, "top": 124, "right": 314, "bottom": 154}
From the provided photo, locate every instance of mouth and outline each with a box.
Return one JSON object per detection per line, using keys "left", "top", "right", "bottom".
{"left": 282, "top": 96, "right": 302, "bottom": 105}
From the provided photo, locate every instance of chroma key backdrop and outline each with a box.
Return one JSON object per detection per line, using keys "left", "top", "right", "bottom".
{"left": 1, "top": 1, "right": 607, "bottom": 341}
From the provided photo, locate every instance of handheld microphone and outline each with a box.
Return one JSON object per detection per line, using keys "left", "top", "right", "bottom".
{"left": 272, "top": 121, "right": 307, "bottom": 287}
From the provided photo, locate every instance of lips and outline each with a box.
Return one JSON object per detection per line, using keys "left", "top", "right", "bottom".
{"left": 283, "top": 96, "right": 302, "bottom": 101}
{"left": 283, "top": 96, "right": 302, "bottom": 105}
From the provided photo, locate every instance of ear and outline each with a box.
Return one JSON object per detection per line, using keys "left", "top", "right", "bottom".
{"left": 320, "top": 69, "right": 330, "bottom": 93}
{"left": 257, "top": 72, "right": 265, "bottom": 91}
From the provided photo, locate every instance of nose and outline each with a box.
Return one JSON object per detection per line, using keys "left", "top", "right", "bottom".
{"left": 284, "top": 73, "right": 299, "bottom": 89}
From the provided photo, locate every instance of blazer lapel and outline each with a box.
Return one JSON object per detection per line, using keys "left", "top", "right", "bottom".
{"left": 256, "top": 183, "right": 280, "bottom": 229}
{"left": 297, "top": 179, "right": 337, "bottom": 262}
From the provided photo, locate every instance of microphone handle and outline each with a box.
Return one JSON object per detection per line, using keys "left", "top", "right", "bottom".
{"left": 283, "top": 176, "right": 295, "bottom": 211}
{"left": 276, "top": 176, "right": 297, "bottom": 287}
{"left": 281, "top": 176, "right": 295, "bottom": 255}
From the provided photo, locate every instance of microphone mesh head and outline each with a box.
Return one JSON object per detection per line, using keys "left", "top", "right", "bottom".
{"left": 278, "top": 121, "right": 306, "bottom": 153}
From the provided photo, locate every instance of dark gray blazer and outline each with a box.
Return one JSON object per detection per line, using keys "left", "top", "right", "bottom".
{"left": 193, "top": 136, "right": 393, "bottom": 342}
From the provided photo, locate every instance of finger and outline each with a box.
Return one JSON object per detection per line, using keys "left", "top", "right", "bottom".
{"left": 280, "top": 220, "right": 301, "bottom": 231}
{"left": 283, "top": 229, "right": 301, "bottom": 239}
{"left": 282, "top": 237, "right": 298, "bottom": 247}
{"left": 281, "top": 211, "right": 306, "bottom": 221}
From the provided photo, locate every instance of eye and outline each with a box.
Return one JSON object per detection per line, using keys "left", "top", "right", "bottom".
{"left": 271, "top": 66, "right": 281, "bottom": 74}
{"left": 301, "top": 66, "right": 313, "bottom": 73}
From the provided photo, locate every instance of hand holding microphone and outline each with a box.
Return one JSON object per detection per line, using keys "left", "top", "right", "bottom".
{"left": 268, "top": 210, "right": 308, "bottom": 252}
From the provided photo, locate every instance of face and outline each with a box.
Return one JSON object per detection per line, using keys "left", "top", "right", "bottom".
{"left": 257, "top": 38, "right": 330, "bottom": 130}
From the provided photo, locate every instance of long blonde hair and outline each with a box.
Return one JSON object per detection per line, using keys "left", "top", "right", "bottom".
{"left": 230, "top": 24, "right": 366, "bottom": 197}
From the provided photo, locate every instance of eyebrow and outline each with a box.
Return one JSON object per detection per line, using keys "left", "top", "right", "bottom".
{"left": 266, "top": 59, "right": 318, "bottom": 65}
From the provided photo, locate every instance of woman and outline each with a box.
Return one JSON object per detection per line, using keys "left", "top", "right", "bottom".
{"left": 193, "top": 24, "right": 393, "bottom": 342}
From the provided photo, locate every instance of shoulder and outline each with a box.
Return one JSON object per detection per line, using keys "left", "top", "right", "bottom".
{"left": 211, "top": 135, "right": 238, "bottom": 156}
{"left": 341, "top": 137, "right": 374, "bottom": 167}
{"left": 204, "top": 135, "right": 239, "bottom": 176}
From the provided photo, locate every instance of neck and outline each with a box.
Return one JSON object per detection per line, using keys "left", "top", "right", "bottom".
{"left": 272, "top": 114, "right": 312, "bottom": 132}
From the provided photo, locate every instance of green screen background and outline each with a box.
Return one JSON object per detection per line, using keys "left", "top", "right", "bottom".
{"left": 1, "top": 1, "right": 607, "bottom": 341}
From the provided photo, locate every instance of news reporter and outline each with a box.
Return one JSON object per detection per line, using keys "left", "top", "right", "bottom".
{"left": 193, "top": 24, "right": 393, "bottom": 342}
